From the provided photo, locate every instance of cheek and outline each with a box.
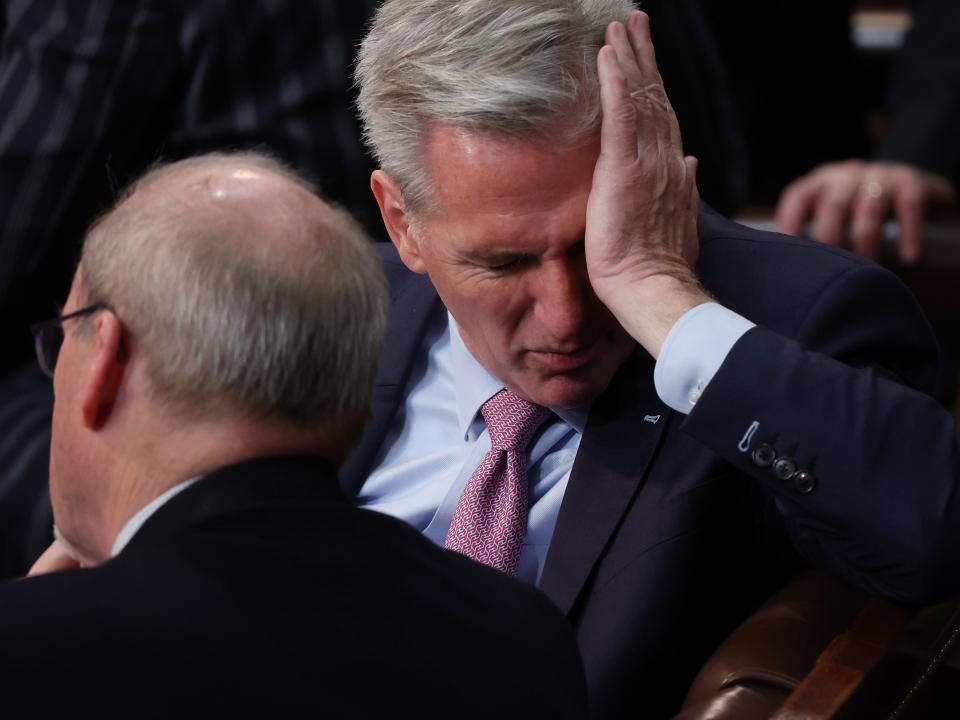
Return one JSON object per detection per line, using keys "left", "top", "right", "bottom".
{"left": 49, "top": 406, "right": 71, "bottom": 492}
{"left": 434, "top": 269, "right": 528, "bottom": 331}
{"left": 439, "top": 282, "right": 534, "bottom": 369}
{"left": 466, "top": 285, "right": 530, "bottom": 347}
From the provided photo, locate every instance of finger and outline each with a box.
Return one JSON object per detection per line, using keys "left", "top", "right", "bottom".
{"left": 811, "top": 175, "right": 860, "bottom": 246}
{"left": 626, "top": 12, "right": 659, "bottom": 89}
{"left": 28, "top": 541, "right": 80, "bottom": 577}
{"left": 683, "top": 156, "right": 701, "bottom": 266}
{"left": 607, "top": 18, "right": 663, "bottom": 160}
{"left": 925, "top": 172, "right": 957, "bottom": 206}
{"left": 812, "top": 196, "right": 851, "bottom": 247}
{"left": 850, "top": 192, "right": 890, "bottom": 260}
{"left": 626, "top": 12, "right": 683, "bottom": 154}
{"left": 891, "top": 182, "right": 926, "bottom": 264}
{"left": 776, "top": 178, "right": 819, "bottom": 237}
{"left": 596, "top": 45, "right": 639, "bottom": 164}
{"left": 684, "top": 156, "right": 700, "bottom": 212}
{"left": 606, "top": 19, "right": 642, "bottom": 92}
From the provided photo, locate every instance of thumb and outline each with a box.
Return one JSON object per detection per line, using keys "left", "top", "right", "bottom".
{"left": 27, "top": 540, "right": 81, "bottom": 577}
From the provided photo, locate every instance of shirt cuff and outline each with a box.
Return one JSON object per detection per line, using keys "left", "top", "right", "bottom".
{"left": 653, "top": 303, "right": 756, "bottom": 414}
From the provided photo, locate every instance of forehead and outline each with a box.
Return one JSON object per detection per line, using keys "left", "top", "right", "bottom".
{"left": 421, "top": 125, "right": 599, "bottom": 245}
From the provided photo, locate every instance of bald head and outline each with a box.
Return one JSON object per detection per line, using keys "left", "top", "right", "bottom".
{"left": 79, "top": 152, "right": 386, "bottom": 432}
{"left": 116, "top": 154, "right": 337, "bottom": 272}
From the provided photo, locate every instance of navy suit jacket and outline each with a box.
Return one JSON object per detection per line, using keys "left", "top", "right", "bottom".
{"left": 341, "top": 207, "right": 960, "bottom": 719}
{"left": 0, "top": 456, "right": 587, "bottom": 718}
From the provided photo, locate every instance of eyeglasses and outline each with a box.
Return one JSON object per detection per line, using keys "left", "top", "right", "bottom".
{"left": 30, "top": 303, "right": 110, "bottom": 378}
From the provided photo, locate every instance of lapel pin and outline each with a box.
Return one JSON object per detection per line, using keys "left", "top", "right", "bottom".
{"left": 644, "top": 414, "right": 661, "bottom": 425}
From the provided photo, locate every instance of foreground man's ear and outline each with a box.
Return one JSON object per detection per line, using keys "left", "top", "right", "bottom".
{"left": 81, "top": 311, "right": 127, "bottom": 430}
{"left": 370, "top": 170, "right": 427, "bottom": 273}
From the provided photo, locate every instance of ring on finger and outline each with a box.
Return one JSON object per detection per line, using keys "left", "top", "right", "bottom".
{"left": 862, "top": 180, "right": 885, "bottom": 200}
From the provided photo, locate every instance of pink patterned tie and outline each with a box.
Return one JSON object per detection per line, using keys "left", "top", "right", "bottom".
{"left": 444, "top": 389, "right": 552, "bottom": 575}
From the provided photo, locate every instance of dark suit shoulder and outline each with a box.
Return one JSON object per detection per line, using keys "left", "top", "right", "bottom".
{"left": 698, "top": 209, "right": 874, "bottom": 300}
{"left": 699, "top": 213, "right": 922, "bottom": 324}
{"left": 0, "top": 482, "right": 587, "bottom": 718}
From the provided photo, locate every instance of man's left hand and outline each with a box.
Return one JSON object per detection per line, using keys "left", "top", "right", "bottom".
{"left": 586, "top": 11, "right": 711, "bottom": 358}
{"left": 775, "top": 160, "right": 956, "bottom": 264}
{"left": 27, "top": 540, "right": 82, "bottom": 577}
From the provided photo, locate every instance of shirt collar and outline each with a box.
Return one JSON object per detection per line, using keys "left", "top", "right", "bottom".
{"left": 110, "top": 476, "right": 202, "bottom": 557}
{"left": 448, "top": 313, "right": 589, "bottom": 439}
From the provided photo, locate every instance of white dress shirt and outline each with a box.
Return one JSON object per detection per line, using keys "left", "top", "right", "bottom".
{"left": 655, "top": 302, "right": 756, "bottom": 412}
{"left": 111, "top": 477, "right": 200, "bottom": 557}
{"left": 358, "top": 303, "right": 754, "bottom": 585}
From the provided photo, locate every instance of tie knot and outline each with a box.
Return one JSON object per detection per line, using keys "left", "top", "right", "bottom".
{"left": 480, "top": 389, "right": 551, "bottom": 452}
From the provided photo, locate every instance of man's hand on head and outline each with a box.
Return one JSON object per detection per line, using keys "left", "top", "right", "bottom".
{"left": 775, "top": 159, "right": 956, "bottom": 264}
{"left": 586, "top": 11, "right": 712, "bottom": 358}
{"left": 27, "top": 540, "right": 82, "bottom": 577}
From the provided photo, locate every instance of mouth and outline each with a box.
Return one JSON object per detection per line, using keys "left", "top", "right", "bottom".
{"left": 526, "top": 346, "right": 595, "bottom": 372}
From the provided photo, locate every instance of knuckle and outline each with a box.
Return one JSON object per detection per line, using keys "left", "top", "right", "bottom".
{"left": 782, "top": 181, "right": 813, "bottom": 202}
{"left": 612, "top": 101, "right": 637, "bottom": 125}
{"left": 819, "top": 194, "right": 850, "bottom": 214}
{"left": 898, "top": 184, "right": 925, "bottom": 206}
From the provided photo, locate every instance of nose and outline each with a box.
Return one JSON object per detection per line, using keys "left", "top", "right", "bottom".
{"left": 533, "top": 258, "right": 592, "bottom": 344}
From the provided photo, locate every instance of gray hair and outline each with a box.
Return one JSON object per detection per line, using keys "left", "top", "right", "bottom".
{"left": 79, "top": 152, "right": 387, "bottom": 434}
{"left": 356, "top": 0, "right": 636, "bottom": 211}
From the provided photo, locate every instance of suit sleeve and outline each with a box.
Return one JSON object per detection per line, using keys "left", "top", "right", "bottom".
{"left": 876, "top": 0, "right": 960, "bottom": 186}
{"left": 0, "top": 0, "right": 177, "bottom": 370}
{"left": 681, "top": 263, "right": 960, "bottom": 604}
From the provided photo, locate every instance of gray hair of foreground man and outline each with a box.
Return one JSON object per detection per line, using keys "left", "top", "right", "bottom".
{"left": 79, "top": 152, "right": 386, "bottom": 434}
{"left": 356, "top": 0, "right": 636, "bottom": 211}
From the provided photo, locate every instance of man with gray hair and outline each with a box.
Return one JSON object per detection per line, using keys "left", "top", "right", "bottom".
{"left": 0, "top": 153, "right": 588, "bottom": 717}
{"left": 346, "top": 1, "right": 960, "bottom": 717}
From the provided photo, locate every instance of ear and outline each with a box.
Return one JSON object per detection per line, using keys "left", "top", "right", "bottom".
{"left": 80, "top": 312, "right": 127, "bottom": 430}
{"left": 370, "top": 170, "right": 427, "bottom": 273}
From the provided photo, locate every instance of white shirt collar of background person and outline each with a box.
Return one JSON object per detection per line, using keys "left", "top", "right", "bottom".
{"left": 110, "top": 476, "right": 202, "bottom": 557}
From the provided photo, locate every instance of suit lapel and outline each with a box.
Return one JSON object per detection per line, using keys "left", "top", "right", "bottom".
{"left": 339, "top": 265, "right": 443, "bottom": 497}
{"left": 539, "top": 351, "right": 672, "bottom": 615}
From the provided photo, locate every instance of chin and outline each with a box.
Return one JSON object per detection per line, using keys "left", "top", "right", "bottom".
{"left": 519, "top": 371, "right": 612, "bottom": 409}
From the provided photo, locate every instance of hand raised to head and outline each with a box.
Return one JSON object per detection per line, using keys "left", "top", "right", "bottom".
{"left": 585, "top": 11, "right": 711, "bottom": 357}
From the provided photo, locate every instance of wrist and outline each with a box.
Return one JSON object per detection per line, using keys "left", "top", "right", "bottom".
{"left": 600, "top": 273, "right": 713, "bottom": 358}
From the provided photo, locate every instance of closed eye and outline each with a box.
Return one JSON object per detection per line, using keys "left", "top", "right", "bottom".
{"left": 472, "top": 253, "right": 535, "bottom": 273}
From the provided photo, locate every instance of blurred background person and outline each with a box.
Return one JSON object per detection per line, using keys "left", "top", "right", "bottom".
{"left": 0, "top": 0, "right": 380, "bottom": 572}
{"left": 650, "top": 0, "right": 960, "bottom": 405}
{"left": 651, "top": 0, "right": 959, "bottom": 262}
{"left": 0, "top": 0, "right": 381, "bottom": 379}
